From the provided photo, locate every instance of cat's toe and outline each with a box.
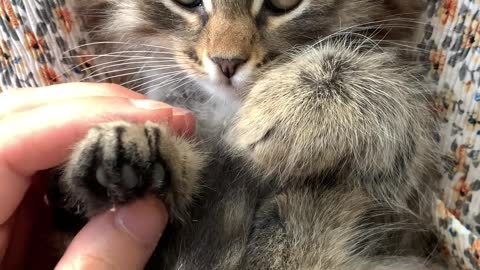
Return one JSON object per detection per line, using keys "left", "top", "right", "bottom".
{"left": 60, "top": 121, "right": 166, "bottom": 216}
{"left": 95, "top": 163, "right": 154, "bottom": 200}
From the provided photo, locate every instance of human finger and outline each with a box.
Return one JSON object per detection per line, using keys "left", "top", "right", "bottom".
{"left": 55, "top": 197, "right": 168, "bottom": 270}
{"left": 0, "top": 83, "right": 146, "bottom": 117}
{"left": 0, "top": 97, "right": 194, "bottom": 225}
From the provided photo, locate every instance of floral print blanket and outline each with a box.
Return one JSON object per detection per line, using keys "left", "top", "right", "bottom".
{"left": 424, "top": 0, "right": 480, "bottom": 269}
{"left": 0, "top": 0, "right": 90, "bottom": 89}
{"left": 0, "top": 0, "right": 479, "bottom": 269}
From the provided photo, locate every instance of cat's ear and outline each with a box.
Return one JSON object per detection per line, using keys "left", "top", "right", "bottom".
{"left": 72, "top": 0, "right": 114, "bottom": 33}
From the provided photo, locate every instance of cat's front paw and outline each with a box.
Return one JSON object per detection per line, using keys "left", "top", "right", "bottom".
{"left": 227, "top": 45, "right": 425, "bottom": 181}
{"left": 226, "top": 53, "right": 353, "bottom": 179}
{"left": 60, "top": 121, "right": 205, "bottom": 220}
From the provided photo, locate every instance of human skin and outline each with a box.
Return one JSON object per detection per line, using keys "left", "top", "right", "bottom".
{"left": 0, "top": 83, "right": 195, "bottom": 270}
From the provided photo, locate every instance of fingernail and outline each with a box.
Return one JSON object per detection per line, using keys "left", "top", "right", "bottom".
{"left": 130, "top": 99, "right": 171, "bottom": 110}
{"left": 172, "top": 112, "right": 185, "bottom": 126}
{"left": 172, "top": 107, "right": 192, "bottom": 116}
{"left": 172, "top": 108, "right": 196, "bottom": 137}
{"left": 114, "top": 197, "right": 168, "bottom": 246}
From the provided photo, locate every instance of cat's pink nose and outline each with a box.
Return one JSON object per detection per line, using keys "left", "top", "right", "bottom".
{"left": 211, "top": 57, "right": 246, "bottom": 78}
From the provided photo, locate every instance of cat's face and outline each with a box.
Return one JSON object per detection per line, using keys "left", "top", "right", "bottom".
{"left": 78, "top": 0, "right": 423, "bottom": 98}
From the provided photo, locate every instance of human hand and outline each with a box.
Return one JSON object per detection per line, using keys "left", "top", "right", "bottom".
{"left": 0, "top": 83, "right": 195, "bottom": 269}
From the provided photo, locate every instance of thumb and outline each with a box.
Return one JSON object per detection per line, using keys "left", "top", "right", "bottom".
{"left": 55, "top": 197, "right": 168, "bottom": 270}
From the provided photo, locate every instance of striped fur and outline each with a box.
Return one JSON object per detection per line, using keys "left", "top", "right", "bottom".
{"left": 51, "top": 1, "right": 444, "bottom": 269}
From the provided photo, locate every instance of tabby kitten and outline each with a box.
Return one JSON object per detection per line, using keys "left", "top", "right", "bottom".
{"left": 51, "top": 0, "right": 442, "bottom": 269}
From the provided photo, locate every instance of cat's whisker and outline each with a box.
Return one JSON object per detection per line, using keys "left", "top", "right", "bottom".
{"left": 140, "top": 73, "right": 195, "bottom": 95}
{"left": 371, "top": 38, "right": 430, "bottom": 46}
{"left": 354, "top": 25, "right": 431, "bottom": 33}
{"left": 37, "top": 53, "right": 151, "bottom": 85}
{"left": 84, "top": 63, "right": 181, "bottom": 80}
{"left": 146, "top": 76, "right": 195, "bottom": 96}
{"left": 356, "top": 39, "right": 430, "bottom": 53}
{"left": 64, "top": 53, "right": 177, "bottom": 70}
{"left": 129, "top": 71, "right": 188, "bottom": 91}
{"left": 89, "top": 59, "right": 180, "bottom": 74}
{"left": 66, "top": 41, "right": 179, "bottom": 53}
{"left": 129, "top": 77, "right": 179, "bottom": 92}
{"left": 138, "top": 78, "right": 179, "bottom": 95}
{"left": 66, "top": 51, "right": 183, "bottom": 58}
{"left": 65, "top": 51, "right": 187, "bottom": 74}
{"left": 77, "top": 57, "right": 169, "bottom": 74}
{"left": 309, "top": 31, "right": 384, "bottom": 54}
{"left": 318, "top": 18, "right": 429, "bottom": 46}
{"left": 120, "top": 70, "right": 183, "bottom": 89}
{"left": 133, "top": 70, "right": 187, "bottom": 89}
{"left": 140, "top": 71, "right": 196, "bottom": 95}
{"left": 82, "top": 65, "right": 184, "bottom": 82}
{"left": 349, "top": 32, "right": 386, "bottom": 53}
{"left": 352, "top": 17, "right": 430, "bottom": 27}
{"left": 377, "top": 12, "right": 429, "bottom": 20}
{"left": 52, "top": 53, "right": 179, "bottom": 84}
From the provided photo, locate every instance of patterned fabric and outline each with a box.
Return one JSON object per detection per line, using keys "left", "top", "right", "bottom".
{"left": 422, "top": 0, "right": 480, "bottom": 269}
{"left": 1, "top": 0, "right": 480, "bottom": 269}
{"left": 0, "top": 0, "right": 92, "bottom": 91}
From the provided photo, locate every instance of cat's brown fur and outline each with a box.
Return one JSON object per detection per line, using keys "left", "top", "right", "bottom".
{"left": 50, "top": 0, "right": 443, "bottom": 269}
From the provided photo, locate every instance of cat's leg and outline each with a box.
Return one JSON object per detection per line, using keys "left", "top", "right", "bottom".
{"left": 228, "top": 40, "right": 440, "bottom": 270}
{"left": 227, "top": 41, "right": 439, "bottom": 201}
{"left": 242, "top": 185, "right": 441, "bottom": 270}
{"left": 58, "top": 121, "right": 206, "bottom": 221}
{"left": 241, "top": 185, "right": 439, "bottom": 270}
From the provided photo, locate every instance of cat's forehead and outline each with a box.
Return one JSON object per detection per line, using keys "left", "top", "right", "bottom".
{"left": 209, "top": 0, "right": 253, "bottom": 8}
{"left": 205, "top": 0, "right": 268, "bottom": 16}
{"left": 204, "top": 0, "right": 253, "bottom": 16}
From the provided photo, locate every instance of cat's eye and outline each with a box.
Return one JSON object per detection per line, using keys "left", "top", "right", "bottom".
{"left": 174, "top": 0, "right": 202, "bottom": 9}
{"left": 266, "top": 0, "right": 302, "bottom": 13}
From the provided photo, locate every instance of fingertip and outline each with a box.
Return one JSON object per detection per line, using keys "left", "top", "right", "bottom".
{"left": 55, "top": 198, "right": 168, "bottom": 270}
{"left": 172, "top": 108, "right": 196, "bottom": 137}
{"left": 114, "top": 197, "right": 168, "bottom": 247}
{"left": 129, "top": 99, "right": 172, "bottom": 111}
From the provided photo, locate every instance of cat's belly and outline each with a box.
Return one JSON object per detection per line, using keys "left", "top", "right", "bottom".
{"left": 151, "top": 159, "right": 260, "bottom": 270}
{"left": 146, "top": 163, "right": 432, "bottom": 270}
{"left": 146, "top": 161, "right": 345, "bottom": 270}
